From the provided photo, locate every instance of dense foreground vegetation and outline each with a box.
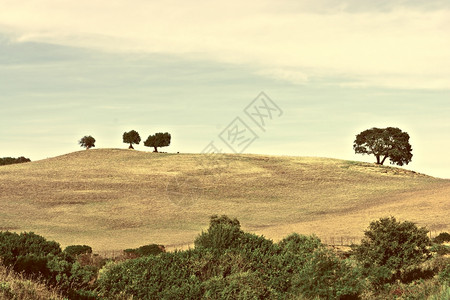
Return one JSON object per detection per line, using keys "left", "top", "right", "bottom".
{"left": 1, "top": 216, "right": 449, "bottom": 299}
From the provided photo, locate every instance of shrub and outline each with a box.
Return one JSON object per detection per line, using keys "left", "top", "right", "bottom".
{"left": 97, "top": 250, "right": 203, "bottom": 299}
{"left": 98, "top": 247, "right": 279, "bottom": 299}
{"left": 352, "top": 217, "right": 431, "bottom": 285}
{"left": 0, "top": 232, "right": 98, "bottom": 298}
{"left": 15, "top": 254, "right": 52, "bottom": 278}
{"left": 279, "top": 233, "right": 323, "bottom": 256}
{"left": 433, "top": 232, "right": 450, "bottom": 244}
{"left": 428, "top": 283, "right": 450, "bottom": 300}
{"left": 439, "top": 262, "right": 450, "bottom": 284}
{"left": 0, "top": 232, "right": 62, "bottom": 263}
{"left": 123, "top": 244, "right": 165, "bottom": 257}
{"left": 294, "top": 247, "right": 363, "bottom": 299}
{"left": 64, "top": 245, "right": 92, "bottom": 258}
{"left": 194, "top": 215, "right": 243, "bottom": 253}
{"left": 0, "top": 231, "right": 62, "bottom": 277}
{"left": 384, "top": 279, "right": 444, "bottom": 300}
{"left": 202, "top": 271, "right": 274, "bottom": 299}
{"left": 430, "top": 244, "right": 450, "bottom": 256}
{"left": 46, "top": 256, "right": 96, "bottom": 292}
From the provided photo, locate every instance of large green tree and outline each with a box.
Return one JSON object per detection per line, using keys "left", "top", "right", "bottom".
{"left": 144, "top": 132, "right": 171, "bottom": 152}
{"left": 123, "top": 130, "right": 141, "bottom": 149}
{"left": 79, "top": 135, "right": 96, "bottom": 150}
{"left": 353, "top": 127, "right": 413, "bottom": 166}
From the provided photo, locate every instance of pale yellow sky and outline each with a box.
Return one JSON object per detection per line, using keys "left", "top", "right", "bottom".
{"left": 1, "top": 0, "right": 449, "bottom": 89}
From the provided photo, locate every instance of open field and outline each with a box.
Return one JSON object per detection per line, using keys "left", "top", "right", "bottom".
{"left": 0, "top": 149, "right": 449, "bottom": 252}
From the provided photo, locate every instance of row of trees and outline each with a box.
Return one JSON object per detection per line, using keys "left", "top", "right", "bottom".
{"left": 78, "top": 126, "right": 414, "bottom": 165}
{"left": 79, "top": 130, "right": 171, "bottom": 153}
{"left": 0, "top": 156, "right": 31, "bottom": 166}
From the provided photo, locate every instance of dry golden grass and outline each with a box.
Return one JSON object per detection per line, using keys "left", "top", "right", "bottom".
{"left": 0, "top": 149, "right": 448, "bottom": 252}
{"left": 0, "top": 264, "right": 63, "bottom": 300}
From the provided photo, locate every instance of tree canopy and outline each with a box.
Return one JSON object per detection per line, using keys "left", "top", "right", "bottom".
{"left": 79, "top": 135, "right": 96, "bottom": 149}
{"left": 353, "top": 127, "right": 413, "bottom": 166}
{"left": 144, "top": 132, "right": 171, "bottom": 152}
{"left": 123, "top": 130, "right": 141, "bottom": 149}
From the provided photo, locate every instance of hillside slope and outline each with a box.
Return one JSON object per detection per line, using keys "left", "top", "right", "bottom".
{"left": 0, "top": 149, "right": 448, "bottom": 252}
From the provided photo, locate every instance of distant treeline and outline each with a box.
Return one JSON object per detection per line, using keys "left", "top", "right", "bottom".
{"left": 0, "top": 156, "right": 31, "bottom": 166}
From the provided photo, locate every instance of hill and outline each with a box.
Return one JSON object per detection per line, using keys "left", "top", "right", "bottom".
{"left": 0, "top": 149, "right": 449, "bottom": 252}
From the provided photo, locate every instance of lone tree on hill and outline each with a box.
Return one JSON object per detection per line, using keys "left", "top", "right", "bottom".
{"left": 79, "top": 135, "right": 96, "bottom": 149}
{"left": 144, "top": 132, "right": 171, "bottom": 152}
{"left": 353, "top": 127, "right": 413, "bottom": 166}
{"left": 123, "top": 130, "right": 141, "bottom": 149}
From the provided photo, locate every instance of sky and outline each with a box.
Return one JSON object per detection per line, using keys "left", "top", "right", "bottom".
{"left": 0, "top": 0, "right": 449, "bottom": 178}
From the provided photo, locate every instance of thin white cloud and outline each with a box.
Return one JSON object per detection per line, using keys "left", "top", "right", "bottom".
{"left": 0, "top": 1, "right": 449, "bottom": 89}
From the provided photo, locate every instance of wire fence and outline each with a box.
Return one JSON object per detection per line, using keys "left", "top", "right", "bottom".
{"left": 93, "top": 230, "right": 447, "bottom": 259}
{"left": 321, "top": 230, "right": 447, "bottom": 247}
{"left": 321, "top": 236, "right": 361, "bottom": 246}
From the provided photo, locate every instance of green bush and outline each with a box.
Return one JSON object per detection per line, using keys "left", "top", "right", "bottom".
{"left": 98, "top": 216, "right": 281, "bottom": 298}
{"left": 433, "top": 232, "right": 450, "bottom": 244}
{"left": 123, "top": 243, "right": 165, "bottom": 257}
{"left": 194, "top": 215, "right": 242, "bottom": 253}
{"left": 279, "top": 233, "right": 323, "bottom": 256}
{"left": 0, "top": 231, "right": 62, "bottom": 277}
{"left": 46, "top": 256, "right": 96, "bottom": 292}
{"left": 64, "top": 245, "right": 92, "bottom": 258}
{"left": 0, "top": 232, "right": 62, "bottom": 263}
{"left": 352, "top": 216, "right": 431, "bottom": 285}
{"left": 202, "top": 271, "right": 273, "bottom": 299}
{"left": 439, "top": 262, "right": 450, "bottom": 284}
{"left": 97, "top": 250, "right": 204, "bottom": 299}
{"left": 294, "top": 247, "right": 363, "bottom": 299}
{"left": 98, "top": 247, "right": 279, "bottom": 299}
{"left": 0, "top": 232, "right": 97, "bottom": 299}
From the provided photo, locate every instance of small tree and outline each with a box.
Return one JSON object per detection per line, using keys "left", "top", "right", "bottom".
{"left": 144, "top": 132, "right": 171, "bottom": 152}
{"left": 79, "top": 136, "right": 96, "bottom": 149}
{"left": 352, "top": 217, "right": 430, "bottom": 284}
{"left": 353, "top": 127, "right": 413, "bottom": 166}
{"left": 123, "top": 130, "right": 141, "bottom": 149}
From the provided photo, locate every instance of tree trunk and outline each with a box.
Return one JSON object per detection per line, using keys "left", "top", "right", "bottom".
{"left": 129, "top": 143, "right": 134, "bottom": 149}
{"left": 376, "top": 155, "right": 381, "bottom": 164}
{"left": 153, "top": 146, "right": 158, "bottom": 153}
{"left": 381, "top": 155, "right": 388, "bottom": 165}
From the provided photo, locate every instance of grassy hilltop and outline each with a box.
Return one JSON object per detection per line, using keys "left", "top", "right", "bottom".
{"left": 0, "top": 148, "right": 449, "bottom": 252}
